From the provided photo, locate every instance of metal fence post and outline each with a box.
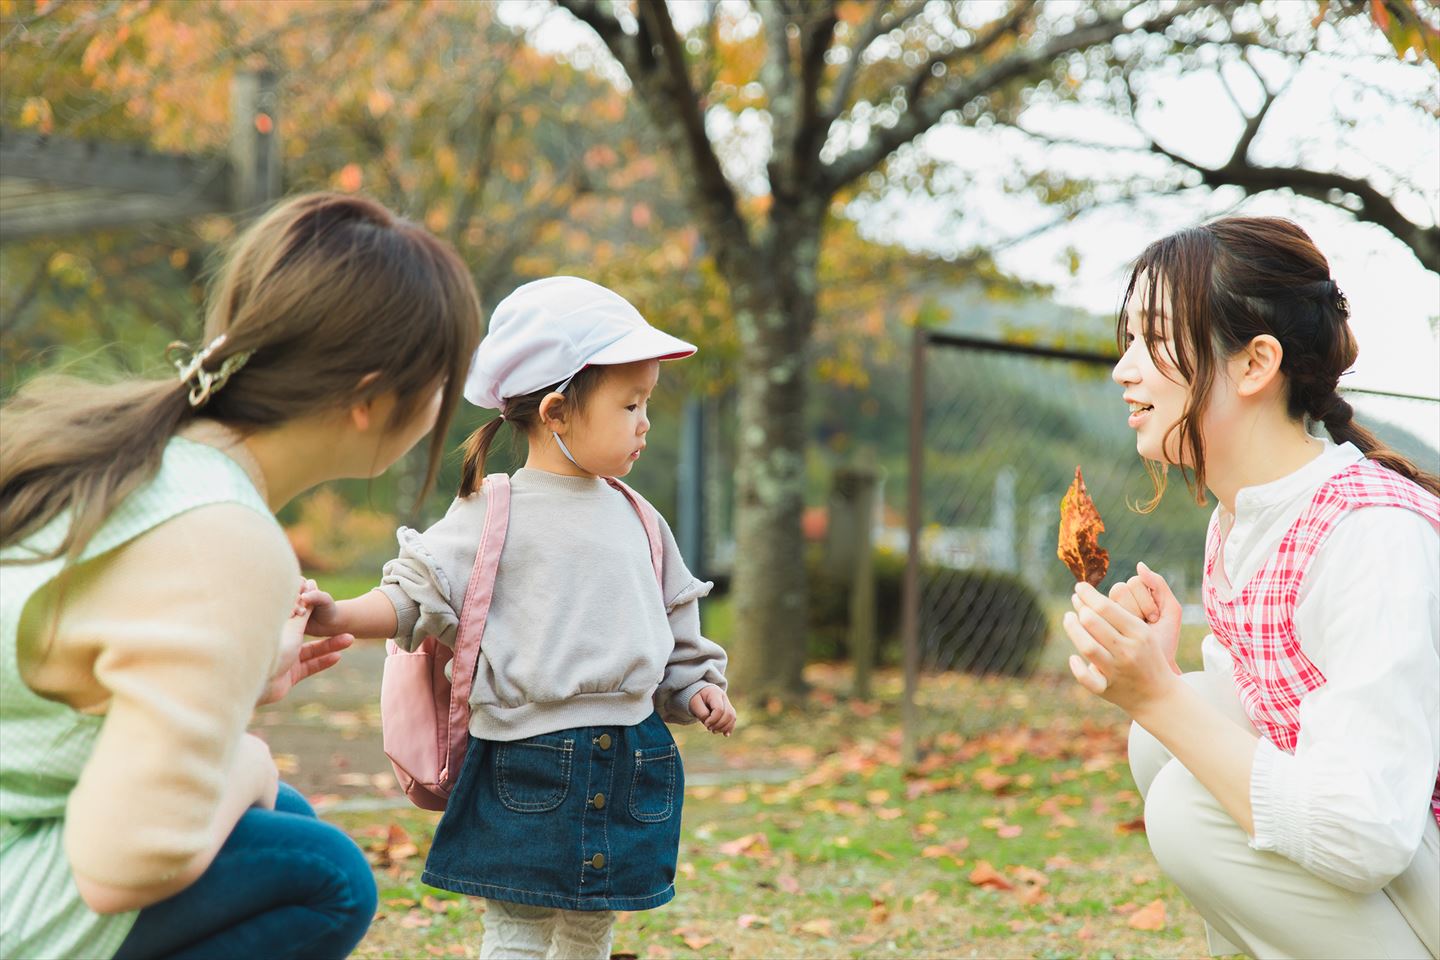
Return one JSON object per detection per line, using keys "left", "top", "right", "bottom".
{"left": 901, "top": 324, "right": 926, "bottom": 767}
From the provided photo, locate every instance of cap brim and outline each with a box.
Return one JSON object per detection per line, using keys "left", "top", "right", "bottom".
{"left": 585, "top": 326, "right": 696, "bottom": 367}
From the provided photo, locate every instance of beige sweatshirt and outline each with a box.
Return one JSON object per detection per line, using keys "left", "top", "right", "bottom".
{"left": 376, "top": 468, "right": 727, "bottom": 741}
{"left": 17, "top": 425, "right": 297, "bottom": 889}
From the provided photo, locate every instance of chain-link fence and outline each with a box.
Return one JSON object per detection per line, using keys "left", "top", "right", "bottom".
{"left": 902, "top": 330, "right": 1440, "bottom": 734}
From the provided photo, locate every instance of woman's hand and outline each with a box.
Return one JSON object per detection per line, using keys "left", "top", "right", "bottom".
{"left": 689, "top": 685, "right": 738, "bottom": 736}
{"left": 1062, "top": 572, "right": 1182, "bottom": 716}
{"left": 1105, "top": 562, "right": 1183, "bottom": 674}
{"left": 258, "top": 579, "right": 353, "bottom": 706}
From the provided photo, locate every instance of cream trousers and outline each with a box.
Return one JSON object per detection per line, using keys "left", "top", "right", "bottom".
{"left": 478, "top": 899, "right": 615, "bottom": 960}
{"left": 1131, "top": 671, "right": 1439, "bottom": 959}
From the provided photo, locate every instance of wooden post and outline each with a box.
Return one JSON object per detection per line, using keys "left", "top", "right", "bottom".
{"left": 841, "top": 463, "right": 879, "bottom": 699}
{"left": 900, "top": 325, "right": 926, "bottom": 768}
{"left": 230, "top": 70, "right": 281, "bottom": 216}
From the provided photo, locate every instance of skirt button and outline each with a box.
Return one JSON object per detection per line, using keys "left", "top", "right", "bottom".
{"left": 591, "top": 793, "right": 606, "bottom": 809}
{"left": 589, "top": 853, "right": 606, "bottom": 869}
{"left": 597, "top": 734, "right": 612, "bottom": 750}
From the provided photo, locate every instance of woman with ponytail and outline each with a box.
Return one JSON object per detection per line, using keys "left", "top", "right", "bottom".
{"left": 0, "top": 192, "right": 481, "bottom": 959}
{"left": 1063, "top": 217, "right": 1439, "bottom": 958}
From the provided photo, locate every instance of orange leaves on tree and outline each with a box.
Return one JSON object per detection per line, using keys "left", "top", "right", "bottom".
{"left": 335, "top": 163, "right": 363, "bottom": 193}
{"left": 1058, "top": 466, "right": 1109, "bottom": 586}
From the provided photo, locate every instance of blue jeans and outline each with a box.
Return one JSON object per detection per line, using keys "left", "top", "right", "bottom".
{"left": 112, "top": 784, "right": 377, "bottom": 960}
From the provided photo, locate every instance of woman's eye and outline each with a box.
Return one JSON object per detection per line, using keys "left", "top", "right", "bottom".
{"left": 626, "top": 404, "right": 639, "bottom": 412}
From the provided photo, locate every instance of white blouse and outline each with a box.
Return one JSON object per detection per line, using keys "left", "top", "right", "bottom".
{"left": 1200, "top": 440, "right": 1440, "bottom": 893}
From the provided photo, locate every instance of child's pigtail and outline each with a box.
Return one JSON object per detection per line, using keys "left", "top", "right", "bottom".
{"left": 460, "top": 416, "right": 506, "bottom": 496}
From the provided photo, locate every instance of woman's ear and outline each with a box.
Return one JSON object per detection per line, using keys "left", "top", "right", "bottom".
{"left": 538, "top": 392, "right": 568, "bottom": 433}
{"left": 347, "top": 372, "right": 384, "bottom": 432}
{"left": 1234, "top": 334, "right": 1285, "bottom": 399}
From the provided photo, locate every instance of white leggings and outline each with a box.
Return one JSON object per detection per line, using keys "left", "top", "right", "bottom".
{"left": 1132, "top": 671, "right": 1439, "bottom": 959}
{"left": 478, "top": 899, "right": 615, "bottom": 960}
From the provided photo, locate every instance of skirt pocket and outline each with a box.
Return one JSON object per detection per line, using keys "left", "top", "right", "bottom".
{"left": 628, "top": 744, "right": 678, "bottom": 823}
{"left": 496, "top": 735, "right": 575, "bottom": 813}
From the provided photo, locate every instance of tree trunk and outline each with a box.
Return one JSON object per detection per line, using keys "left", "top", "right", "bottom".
{"left": 724, "top": 212, "right": 822, "bottom": 700}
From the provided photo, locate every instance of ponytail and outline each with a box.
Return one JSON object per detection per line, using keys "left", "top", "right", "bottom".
{"left": 1311, "top": 393, "right": 1440, "bottom": 497}
{"left": 459, "top": 417, "right": 506, "bottom": 497}
{"left": 1, "top": 376, "right": 194, "bottom": 563}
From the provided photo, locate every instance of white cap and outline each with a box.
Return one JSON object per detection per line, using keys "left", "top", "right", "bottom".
{"left": 464, "top": 276, "right": 696, "bottom": 409}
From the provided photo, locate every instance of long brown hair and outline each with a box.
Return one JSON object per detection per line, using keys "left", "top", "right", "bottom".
{"left": 1119, "top": 215, "right": 1440, "bottom": 504}
{"left": 1, "top": 192, "right": 482, "bottom": 564}
{"left": 458, "top": 365, "right": 607, "bottom": 496}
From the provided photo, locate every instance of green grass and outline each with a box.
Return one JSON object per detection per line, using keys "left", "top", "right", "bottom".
{"left": 328, "top": 663, "right": 1216, "bottom": 959}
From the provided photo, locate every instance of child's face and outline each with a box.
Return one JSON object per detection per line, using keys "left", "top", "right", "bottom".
{"left": 1112, "top": 277, "right": 1193, "bottom": 466}
{"left": 567, "top": 359, "right": 659, "bottom": 478}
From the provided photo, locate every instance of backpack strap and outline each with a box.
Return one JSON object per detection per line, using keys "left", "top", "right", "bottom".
{"left": 605, "top": 477, "right": 664, "bottom": 590}
{"left": 445, "top": 473, "right": 511, "bottom": 759}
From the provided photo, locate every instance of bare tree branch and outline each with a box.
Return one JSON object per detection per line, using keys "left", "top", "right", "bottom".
{"left": 821, "top": 1, "right": 1208, "bottom": 195}
{"left": 1163, "top": 149, "right": 1440, "bottom": 270}
{"left": 826, "top": 0, "right": 928, "bottom": 120}
{"left": 556, "top": 0, "right": 752, "bottom": 258}
{"left": 905, "top": 0, "right": 1035, "bottom": 107}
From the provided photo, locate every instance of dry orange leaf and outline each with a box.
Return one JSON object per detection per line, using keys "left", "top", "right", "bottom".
{"left": 1058, "top": 466, "right": 1109, "bottom": 586}
{"left": 799, "top": 918, "right": 834, "bottom": 938}
{"left": 1127, "top": 898, "right": 1167, "bottom": 931}
{"left": 968, "top": 860, "right": 1014, "bottom": 891}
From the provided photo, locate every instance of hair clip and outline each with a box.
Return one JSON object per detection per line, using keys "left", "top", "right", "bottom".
{"left": 166, "top": 334, "right": 254, "bottom": 408}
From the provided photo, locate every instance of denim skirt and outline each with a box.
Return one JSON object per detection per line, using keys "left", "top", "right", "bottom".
{"left": 421, "top": 711, "right": 683, "bottom": 911}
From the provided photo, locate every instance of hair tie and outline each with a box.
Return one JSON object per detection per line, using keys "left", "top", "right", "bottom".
{"left": 166, "top": 334, "right": 253, "bottom": 408}
{"left": 1318, "top": 393, "right": 1354, "bottom": 429}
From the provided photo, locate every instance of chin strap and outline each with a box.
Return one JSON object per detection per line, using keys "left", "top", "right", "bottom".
{"left": 552, "top": 432, "right": 582, "bottom": 469}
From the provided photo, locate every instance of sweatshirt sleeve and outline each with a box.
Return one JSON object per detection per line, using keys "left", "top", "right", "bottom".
{"left": 652, "top": 514, "right": 728, "bottom": 723}
{"left": 377, "top": 490, "right": 489, "bottom": 651}
{"left": 1248, "top": 506, "right": 1440, "bottom": 893}
{"left": 60, "top": 504, "right": 297, "bottom": 888}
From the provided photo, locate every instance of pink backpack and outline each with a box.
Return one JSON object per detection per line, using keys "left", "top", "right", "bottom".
{"left": 379, "top": 472, "right": 664, "bottom": 811}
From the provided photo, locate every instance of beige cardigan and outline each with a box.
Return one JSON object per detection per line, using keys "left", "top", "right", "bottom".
{"left": 17, "top": 424, "right": 298, "bottom": 889}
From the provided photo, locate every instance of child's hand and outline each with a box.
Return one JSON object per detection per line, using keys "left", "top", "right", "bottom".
{"left": 258, "top": 579, "right": 354, "bottom": 705}
{"left": 689, "top": 685, "right": 737, "bottom": 736}
{"left": 297, "top": 581, "right": 346, "bottom": 637}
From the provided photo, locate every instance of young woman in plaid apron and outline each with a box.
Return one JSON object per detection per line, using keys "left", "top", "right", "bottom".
{"left": 1062, "top": 217, "right": 1440, "bottom": 958}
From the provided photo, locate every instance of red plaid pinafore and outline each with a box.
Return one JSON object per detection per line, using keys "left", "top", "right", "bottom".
{"left": 1204, "top": 460, "right": 1440, "bottom": 826}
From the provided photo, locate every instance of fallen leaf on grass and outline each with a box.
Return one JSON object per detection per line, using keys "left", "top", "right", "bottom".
{"left": 1045, "top": 854, "right": 1076, "bottom": 870}
{"left": 1076, "top": 921, "right": 1095, "bottom": 941}
{"left": 1016, "top": 883, "right": 1048, "bottom": 906}
{"left": 974, "top": 767, "right": 1015, "bottom": 794}
{"left": 677, "top": 932, "right": 713, "bottom": 950}
{"left": 645, "top": 946, "right": 674, "bottom": 959}
{"left": 777, "top": 873, "right": 801, "bottom": 894}
{"left": 398, "top": 910, "right": 431, "bottom": 929}
{"left": 717, "top": 832, "right": 770, "bottom": 857}
{"left": 421, "top": 894, "right": 451, "bottom": 912}
{"left": 913, "top": 889, "right": 940, "bottom": 907}
{"left": 737, "top": 913, "right": 770, "bottom": 929}
{"left": 1117, "top": 817, "right": 1147, "bottom": 834}
{"left": 798, "top": 918, "right": 834, "bottom": 938}
{"left": 968, "top": 860, "right": 1014, "bottom": 891}
{"left": 1127, "top": 898, "right": 1166, "bottom": 931}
